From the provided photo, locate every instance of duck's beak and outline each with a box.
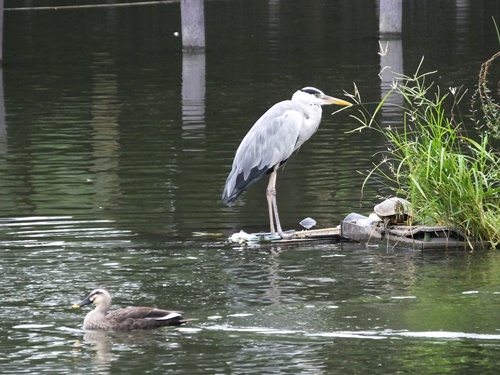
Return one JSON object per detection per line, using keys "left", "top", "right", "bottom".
{"left": 72, "top": 296, "right": 92, "bottom": 309}
{"left": 321, "top": 95, "right": 352, "bottom": 107}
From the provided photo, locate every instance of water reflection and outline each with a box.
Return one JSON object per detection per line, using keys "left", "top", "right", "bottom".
{"left": 0, "top": 68, "right": 6, "bottom": 155}
{"left": 76, "top": 331, "right": 113, "bottom": 368}
{"left": 267, "top": 0, "right": 281, "bottom": 45}
{"left": 378, "top": 0, "right": 405, "bottom": 133}
{"left": 89, "top": 51, "right": 121, "bottom": 211}
{"left": 181, "top": 50, "right": 206, "bottom": 143}
{"left": 3, "top": 220, "right": 500, "bottom": 374}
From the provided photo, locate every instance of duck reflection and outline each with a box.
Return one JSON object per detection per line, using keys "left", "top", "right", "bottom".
{"left": 78, "top": 329, "right": 177, "bottom": 365}
{"left": 82, "top": 331, "right": 113, "bottom": 364}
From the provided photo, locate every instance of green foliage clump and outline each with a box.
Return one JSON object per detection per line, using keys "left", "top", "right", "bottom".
{"left": 349, "top": 59, "right": 500, "bottom": 249}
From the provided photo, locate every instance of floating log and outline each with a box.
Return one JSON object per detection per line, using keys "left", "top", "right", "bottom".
{"left": 341, "top": 216, "right": 488, "bottom": 250}
{"left": 228, "top": 227, "right": 343, "bottom": 245}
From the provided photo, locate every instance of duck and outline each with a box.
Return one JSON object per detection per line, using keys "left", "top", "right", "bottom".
{"left": 72, "top": 288, "right": 194, "bottom": 331}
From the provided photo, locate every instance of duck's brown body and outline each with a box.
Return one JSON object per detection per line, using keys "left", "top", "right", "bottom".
{"left": 73, "top": 289, "right": 193, "bottom": 331}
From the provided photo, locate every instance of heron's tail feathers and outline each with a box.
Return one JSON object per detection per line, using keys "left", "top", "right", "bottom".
{"left": 221, "top": 188, "right": 241, "bottom": 206}
{"left": 222, "top": 166, "right": 270, "bottom": 206}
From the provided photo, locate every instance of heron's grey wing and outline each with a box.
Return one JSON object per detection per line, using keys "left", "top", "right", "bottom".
{"left": 222, "top": 101, "right": 303, "bottom": 205}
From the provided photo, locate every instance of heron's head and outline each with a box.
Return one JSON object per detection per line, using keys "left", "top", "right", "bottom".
{"left": 293, "top": 87, "right": 352, "bottom": 107}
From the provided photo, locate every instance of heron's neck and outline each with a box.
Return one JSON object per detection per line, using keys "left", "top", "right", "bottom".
{"left": 296, "top": 105, "right": 322, "bottom": 148}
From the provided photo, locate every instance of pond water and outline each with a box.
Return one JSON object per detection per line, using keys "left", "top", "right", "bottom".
{"left": 2, "top": 0, "right": 500, "bottom": 374}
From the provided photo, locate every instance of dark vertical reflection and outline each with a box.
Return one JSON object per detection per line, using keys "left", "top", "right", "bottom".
{"left": 454, "top": 0, "right": 470, "bottom": 58}
{"left": 89, "top": 51, "right": 122, "bottom": 211}
{"left": 0, "top": 68, "right": 5, "bottom": 155}
{"left": 267, "top": 0, "right": 280, "bottom": 44}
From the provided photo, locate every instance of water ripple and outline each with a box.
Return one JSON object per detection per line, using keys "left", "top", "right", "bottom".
{"left": 0, "top": 216, "right": 134, "bottom": 249}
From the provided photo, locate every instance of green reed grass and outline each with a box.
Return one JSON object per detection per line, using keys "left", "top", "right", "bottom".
{"left": 348, "top": 60, "right": 500, "bottom": 249}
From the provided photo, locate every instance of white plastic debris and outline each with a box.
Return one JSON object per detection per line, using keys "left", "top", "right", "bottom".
{"left": 228, "top": 230, "right": 259, "bottom": 244}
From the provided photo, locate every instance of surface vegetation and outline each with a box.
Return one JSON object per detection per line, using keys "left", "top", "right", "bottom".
{"left": 349, "top": 54, "right": 500, "bottom": 249}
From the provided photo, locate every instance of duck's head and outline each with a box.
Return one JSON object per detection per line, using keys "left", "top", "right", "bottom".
{"left": 72, "top": 288, "right": 111, "bottom": 309}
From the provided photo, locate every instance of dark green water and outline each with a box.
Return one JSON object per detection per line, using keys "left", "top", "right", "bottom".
{"left": 2, "top": 0, "right": 500, "bottom": 374}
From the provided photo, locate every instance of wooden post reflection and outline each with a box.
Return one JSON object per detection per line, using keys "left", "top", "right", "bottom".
{"left": 180, "top": 0, "right": 206, "bottom": 142}
{"left": 379, "top": 0, "right": 404, "bottom": 122}
{"left": 181, "top": 50, "right": 206, "bottom": 143}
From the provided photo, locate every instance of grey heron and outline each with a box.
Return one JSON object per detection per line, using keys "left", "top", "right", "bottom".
{"left": 222, "top": 87, "right": 352, "bottom": 238}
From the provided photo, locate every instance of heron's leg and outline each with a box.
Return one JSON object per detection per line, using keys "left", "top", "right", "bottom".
{"left": 272, "top": 195, "right": 284, "bottom": 236}
{"left": 266, "top": 171, "right": 277, "bottom": 234}
{"left": 267, "top": 171, "right": 291, "bottom": 239}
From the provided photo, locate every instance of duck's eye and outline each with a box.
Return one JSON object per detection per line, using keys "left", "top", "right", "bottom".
{"left": 90, "top": 291, "right": 102, "bottom": 301}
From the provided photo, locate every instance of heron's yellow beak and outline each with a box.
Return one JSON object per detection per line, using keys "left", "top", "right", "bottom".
{"left": 322, "top": 95, "right": 352, "bottom": 107}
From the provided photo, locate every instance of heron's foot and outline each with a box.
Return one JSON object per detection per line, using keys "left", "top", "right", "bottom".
{"left": 278, "top": 231, "right": 293, "bottom": 240}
